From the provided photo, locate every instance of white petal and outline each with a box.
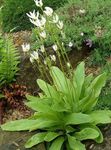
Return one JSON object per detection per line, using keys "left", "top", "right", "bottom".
{"left": 44, "top": 7, "right": 53, "bottom": 16}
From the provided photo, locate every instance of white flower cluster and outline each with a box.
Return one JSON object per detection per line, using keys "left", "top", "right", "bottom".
{"left": 26, "top": 0, "right": 64, "bottom": 33}
{"left": 21, "top": 0, "right": 72, "bottom": 68}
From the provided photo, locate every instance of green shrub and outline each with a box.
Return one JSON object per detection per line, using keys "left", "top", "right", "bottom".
{"left": 0, "top": 35, "right": 20, "bottom": 86}
{"left": 2, "top": 62, "right": 111, "bottom": 150}
{"left": 1, "top": 0, "right": 67, "bottom": 32}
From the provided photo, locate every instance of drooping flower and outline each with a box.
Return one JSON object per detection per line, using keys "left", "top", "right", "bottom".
{"left": 44, "top": 59, "right": 47, "bottom": 65}
{"left": 34, "top": 0, "right": 43, "bottom": 7}
{"left": 53, "top": 14, "right": 59, "bottom": 23}
{"left": 40, "top": 16, "right": 46, "bottom": 26}
{"left": 52, "top": 44, "right": 58, "bottom": 51}
{"left": 50, "top": 55, "right": 56, "bottom": 62}
{"left": 21, "top": 43, "right": 30, "bottom": 52}
{"left": 29, "top": 16, "right": 46, "bottom": 28}
{"left": 40, "top": 45, "right": 45, "bottom": 53}
{"left": 30, "top": 57, "right": 34, "bottom": 63}
{"left": 80, "top": 32, "right": 84, "bottom": 36}
{"left": 30, "top": 51, "right": 39, "bottom": 60}
{"left": 29, "top": 18, "right": 40, "bottom": 27}
{"left": 44, "top": 7, "right": 53, "bottom": 16}
{"left": 79, "top": 9, "right": 86, "bottom": 14}
{"left": 68, "top": 42, "right": 73, "bottom": 47}
{"left": 39, "top": 31, "right": 46, "bottom": 38}
{"left": 57, "top": 21, "right": 63, "bottom": 29}
{"left": 26, "top": 10, "right": 39, "bottom": 20}
{"left": 85, "top": 39, "right": 93, "bottom": 48}
{"left": 67, "top": 62, "right": 71, "bottom": 68}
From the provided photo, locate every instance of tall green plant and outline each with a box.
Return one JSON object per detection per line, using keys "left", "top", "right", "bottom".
{"left": 0, "top": 36, "right": 20, "bottom": 86}
{"left": 1, "top": 62, "right": 111, "bottom": 150}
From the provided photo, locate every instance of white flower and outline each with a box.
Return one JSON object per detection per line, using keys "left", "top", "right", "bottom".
{"left": 30, "top": 57, "right": 34, "bottom": 63}
{"left": 30, "top": 51, "right": 39, "bottom": 60}
{"left": 29, "top": 18, "right": 40, "bottom": 27}
{"left": 80, "top": 32, "right": 84, "bottom": 36}
{"left": 40, "top": 31, "right": 46, "bottom": 38}
{"left": 34, "top": 0, "right": 43, "bottom": 7}
{"left": 57, "top": 21, "right": 63, "bottom": 29}
{"left": 50, "top": 55, "right": 56, "bottom": 62}
{"left": 67, "top": 62, "right": 71, "bottom": 68}
{"left": 21, "top": 43, "right": 30, "bottom": 52}
{"left": 62, "top": 42, "right": 64, "bottom": 46}
{"left": 26, "top": 10, "right": 39, "bottom": 20}
{"left": 40, "top": 16, "right": 46, "bottom": 26}
{"left": 44, "top": 7, "right": 53, "bottom": 16}
{"left": 40, "top": 45, "right": 45, "bottom": 53}
{"left": 52, "top": 44, "right": 58, "bottom": 51}
{"left": 44, "top": 60, "right": 47, "bottom": 65}
{"left": 79, "top": 9, "right": 86, "bottom": 14}
{"left": 68, "top": 42, "right": 73, "bottom": 47}
{"left": 29, "top": 16, "right": 46, "bottom": 28}
{"left": 53, "top": 14, "right": 59, "bottom": 23}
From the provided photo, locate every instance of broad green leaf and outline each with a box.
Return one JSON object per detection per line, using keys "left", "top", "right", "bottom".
{"left": 29, "top": 112, "right": 63, "bottom": 131}
{"left": 79, "top": 124, "right": 103, "bottom": 143}
{"left": 29, "top": 120, "right": 58, "bottom": 131}
{"left": 68, "top": 135, "right": 86, "bottom": 150}
{"left": 66, "top": 142, "right": 73, "bottom": 150}
{"left": 74, "top": 128, "right": 99, "bottom": 141}
{"left": 65, "top": 113, "right": 92, "bottom": 125}
{"left": 93, "top": 126, "right": 103, "bottom": 143}
{"left": 37, "top": 79, "right": 59, "bottom": 99}
{"left": 26, "top": 94, "right": 40, "bottom": 102}
{"left": 89, "top": 110, "right": 111, "bottom": 124}
{"left": 35, "top": 111, "right": 62, "bottom": 122}
{"left": 37, "top": 79, "right": 64, "bottom": 104}
{"left": 37, "top": 79, "right": 53, "bottom": 96}
{"left": 1, "top": 119, "right": 38, "bottom": 131}
{"left": 51, "top": 101, "right": 71, "bottom": 112}
{"left": 50, "top": 66, "right": 71, "bottom": 94}
{"left": 66, "top": 126, "right": 76, "bottom": 133}
{"left": 25, "top": 132, "right": 47, "bottom": 148}
{"left": 25, "top": 99, "right": 51, "bottom": 112}
{"left": 84, "top": 73, "right": 94, "bottom": 88}
{"left": 44, "top": 132, "right": 61, "bottom": 142}
{"left": 49, "top": 137, "right": 64, "bottom": 150}
{"left": 73, "top": 62, "right": 85, "bottom": 99}
{"left": 88, "top": 73, "right": 106, "bottom": 98}
{"left": 79, "top": 91, "right": 93, "bottom": 112}
{"left": 80, "top": 90, "right": 97, "bottom": 112}
{"left": 80, "top": 73, "right": 93, "bottom": 98}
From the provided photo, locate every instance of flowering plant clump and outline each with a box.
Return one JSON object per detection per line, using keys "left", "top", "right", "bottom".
{"left": 21, "top": 0, "right": 72, "bottom": 82}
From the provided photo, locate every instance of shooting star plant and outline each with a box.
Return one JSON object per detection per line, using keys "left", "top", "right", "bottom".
{"left": 25, "top": 0, "right": 73, "bottom": 81}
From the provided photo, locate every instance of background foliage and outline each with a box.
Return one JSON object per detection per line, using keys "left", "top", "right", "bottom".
{"left": 56, "top": 0, "right": 111, "bottom": 65}
{"left": 1, "top": 0, "right": 67, "bottom": 32}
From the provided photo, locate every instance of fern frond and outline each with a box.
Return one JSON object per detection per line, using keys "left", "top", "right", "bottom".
{"left": 0, "top": 35, "right": 20, "bottom": 87}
